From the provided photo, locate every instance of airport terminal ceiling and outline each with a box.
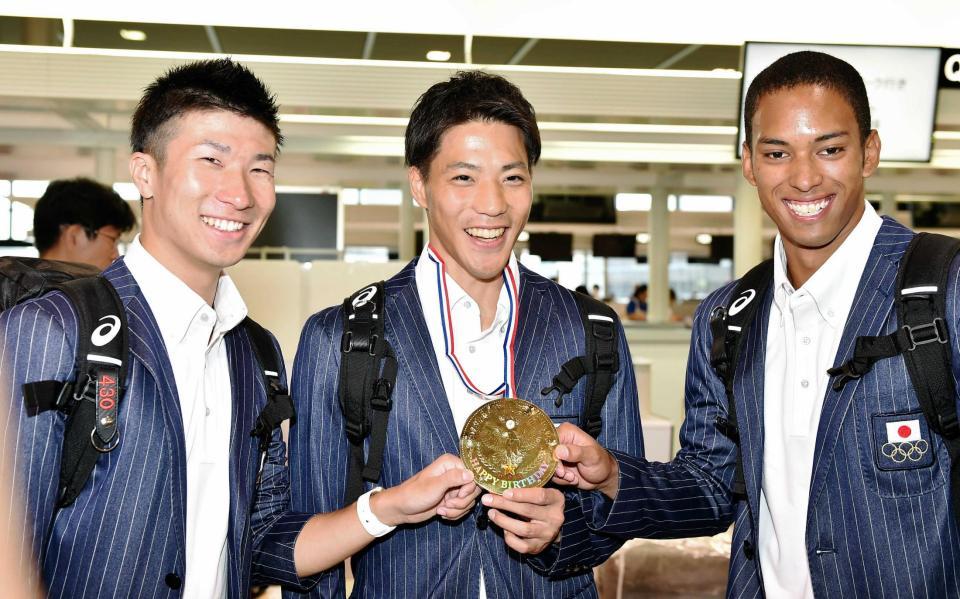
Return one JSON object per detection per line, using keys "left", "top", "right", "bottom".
{"left": 1, "top": 4, "right": 960, "bottom": 251}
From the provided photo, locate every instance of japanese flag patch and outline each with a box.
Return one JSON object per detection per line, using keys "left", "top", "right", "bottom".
{"left": 885, "top": 419, "right": 922, "bottom": 443}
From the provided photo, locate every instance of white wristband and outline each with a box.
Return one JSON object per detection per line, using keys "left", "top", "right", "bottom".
{"left": 357, "top": 487, "right": 396, "bottom": 538}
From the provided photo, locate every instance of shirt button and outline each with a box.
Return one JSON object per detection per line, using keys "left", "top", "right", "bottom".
{"left": 801, "top": 379, "right": 810, "bottom": 388}
{"left": 205, "top": 407, "right": 211, "bottom": 417}
{"left": 802, "top": 336, "right": 811, "bottom": 345}
{"left": 200, "top": 313, "right": 210, "bottom": 323}
{"left": 827, "top": 309, "right": 835, "bottom": 318}
{"left": 464, "top": 301, "right": 472, "bottom": 309}
{"left": 469, "top": 345, "right": 476, "bottom": 354}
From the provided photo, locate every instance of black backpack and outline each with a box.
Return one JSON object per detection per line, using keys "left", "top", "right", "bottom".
{"left": 338, "top": 280, "right": 620, "bottom": 504}
{"left": 709, "top": 233, "right": 960, "bottom": 524}
{"left": 1, "top": 257, "right": 293, "bottom": 507}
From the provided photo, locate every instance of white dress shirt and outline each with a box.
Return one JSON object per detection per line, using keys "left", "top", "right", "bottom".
{"left": 415, "top": 246, "right": 519, "bottom": 599}
{"left": 759, "top": 201, "right": 882, "bottom": 597}
{"left": 125, "top": 236, "right": 248, "bottom": 599}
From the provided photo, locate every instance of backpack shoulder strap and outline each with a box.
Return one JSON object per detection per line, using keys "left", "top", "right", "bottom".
{"left": 339, "top": 282, "right": 397, "bottom": 504}
{"left": 897, "top": 233, "right": 960, "bottom": 437}
{"left": 708, "top": 259, "right": 774, "bottom": 498}
{"left": 19, "top": 276, "right": 128, "bottom": 507}
{"left": 243, "top": 317, "right": 296, "bottom": 455}
{"left": 540, "top": 291, "right": 621, "bottom": 439}
{"left": 827, "top": 232, "right": 960, "bottom": 523}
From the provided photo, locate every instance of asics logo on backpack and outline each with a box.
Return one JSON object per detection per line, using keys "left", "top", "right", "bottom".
{"left": 352, "top": 285, "right": 378, "bottom": 309}
{"left": 728, "top": 289, "right": 757, "bottom": 316}
{"left": 91, "top": 315, "right": 121, "bottom": 347}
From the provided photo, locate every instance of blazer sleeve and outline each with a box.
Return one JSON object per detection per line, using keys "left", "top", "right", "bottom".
{"left": 0, "top": 296, "right": 77, "bottom": 581}
{"left": 250, "top": 331, "right": 323, "bottom": 591}
{"left": 526, "top": 318, "right": 642, "bottom": 577}
{"left": 284, "top": 307, "right": 349, "bottom": 598}
{"left": 585, "top": 290, "right": 740, "bottom": 540}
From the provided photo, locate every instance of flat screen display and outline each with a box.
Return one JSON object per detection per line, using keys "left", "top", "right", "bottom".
{"left": 253, "top": 192, "right": 338, "bottom": 248}
{"left": 592, "top": 234, "right": 637, "bottom": 258}
{"left": 739, "top": 43, "right": 940, "bottom": 162}
{"left": 527, "top": 232, "right": 573, "bottom": 262}
{"left": 529, "top": 194, "right": 616, "bottom": 224}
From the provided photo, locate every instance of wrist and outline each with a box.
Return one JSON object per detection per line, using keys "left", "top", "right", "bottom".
{"left": 599, "top": 451, "right": 620, "bottom": 500}
{"left": 369, "top": 485, "right": 404, "bottom": 527}
{"left": 357, "top": 487, "right": 399, "bottom": 537}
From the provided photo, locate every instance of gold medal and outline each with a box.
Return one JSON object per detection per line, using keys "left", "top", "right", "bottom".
{"left": 459, "top": 398, "right": 559, "bottom": 495}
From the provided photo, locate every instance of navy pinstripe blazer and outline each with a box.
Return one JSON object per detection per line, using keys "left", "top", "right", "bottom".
{"left": 286, "top": 260, "right": 643, "bottom": 598}
{"left": 0, "top": 259, "right": 317, "bottom": 598}
{"left": 592, "top": 218, "right": 960, "bottom": 598}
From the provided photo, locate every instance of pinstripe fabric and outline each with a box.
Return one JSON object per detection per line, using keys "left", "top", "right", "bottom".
{"left": 595, "top": 218, "right": 960, "bottom": 598}
{"left": 0, "top": 259, "right": 315, "bottom": 598}
{"left": 287, "top": 260, "right": 643, "bottom": 598}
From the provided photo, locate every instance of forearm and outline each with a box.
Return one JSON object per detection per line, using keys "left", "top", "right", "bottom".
{"left": 589, "top": 451, "right": 734, "bottom": 540}
{"left": 293, "top": 502, "right": 375, "bottom": 577}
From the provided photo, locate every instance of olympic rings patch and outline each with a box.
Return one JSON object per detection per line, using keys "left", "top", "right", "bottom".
{"left": 881, "top": 439, "right": 929, "bottom": 463}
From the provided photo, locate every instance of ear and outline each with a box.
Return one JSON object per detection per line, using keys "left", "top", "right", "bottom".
{"left": 741, "top": 141, "right": 758, "bottom": 187}
{"left": 129, "top": 152, "right": 157, "bottom": 200}
{"left": 862, "top": 130, "right": 881, "bottom": 178}
{"left": 408, "top": 166, "right": 428, "bottom": 210}
{"left": 63, "top": 224, "right": 87, "bottom": 250}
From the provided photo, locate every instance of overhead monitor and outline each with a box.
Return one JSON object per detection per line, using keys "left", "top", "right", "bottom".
{"left": 254, "top": 192, "right": 338, "bottom": 249}
{"left": 527, "top": 232, "right": 573, "bottom": 262}
{"left": 592, "top": 234, "right": 637, "bottom": 258}
{"left": 738, "top": 42, "right": 941, "bottom": 162}
{"left": 529, "top": 194, "right": 616, "bottom": 224}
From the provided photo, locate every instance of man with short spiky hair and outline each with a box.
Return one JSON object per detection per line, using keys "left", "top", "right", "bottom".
{"left": 548, "top": 51, "right": 960, "bottom": 598}
{"left": 1, "top": 58, "right": 479, "bottom": 599}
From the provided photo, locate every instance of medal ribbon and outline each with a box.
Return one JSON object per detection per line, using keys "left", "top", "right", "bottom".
{"left": 427, "top": 246, "right": 519, "bottom": 398}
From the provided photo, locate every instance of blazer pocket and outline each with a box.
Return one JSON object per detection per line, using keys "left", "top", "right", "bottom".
{"left": 859, "top": 409, "right": 948, "bottom": 498}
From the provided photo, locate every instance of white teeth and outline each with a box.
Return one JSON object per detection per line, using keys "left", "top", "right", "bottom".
{"left": 466, "top": 227, "right": 505, "bottom": 240}
{"left": 785, "top": 197, "right": 831, "bottom": 217}
{"left": 201, "top": 216, "right": 245, "bottom": 232}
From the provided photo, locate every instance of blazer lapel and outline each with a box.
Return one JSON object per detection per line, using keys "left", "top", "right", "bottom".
{"left": 513, "top": 266, "right": 552, "bottom": 402}
{"left": 103, "top": 260, "right": 188, "bottom": 550}
{"left": 225, "top": 330, "right": 256, "bottom": 567}
{"left": 385, "top": 262, "right": 460, "bottom": 454}
{"left": 806, "top": 219, "right": 912, "bottom": 512}
{"left": 736, "top": 283, "right": 773, "bottom": 522}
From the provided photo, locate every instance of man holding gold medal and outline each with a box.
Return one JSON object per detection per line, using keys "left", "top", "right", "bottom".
{"left": 287, "top": 71, "right": 643, "bottom": 597}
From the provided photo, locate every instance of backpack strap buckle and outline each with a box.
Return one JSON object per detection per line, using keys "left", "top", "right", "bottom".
{"left": 902, "top": 318, "right": 948, "bottom": 351}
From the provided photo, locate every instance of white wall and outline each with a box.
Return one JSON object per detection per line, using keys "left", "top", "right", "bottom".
{"left": 227, "top": 259, "right": 406, "bottom": 367}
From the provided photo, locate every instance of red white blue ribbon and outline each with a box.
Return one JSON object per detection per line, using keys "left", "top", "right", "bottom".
{"left": 426, "top": 246, "right": 519, "bottom": 398}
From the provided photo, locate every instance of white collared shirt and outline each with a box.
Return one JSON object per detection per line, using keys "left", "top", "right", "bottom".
{"left": 759, "top": 201, "right": 883, "bottom": 598}
{"left": 125, "top": 236, "right": 247, "bottom": 599}
{"left": 415, "top": 246, "right": 519, "bottom": 599}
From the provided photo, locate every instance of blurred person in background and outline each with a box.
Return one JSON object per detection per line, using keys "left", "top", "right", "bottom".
{"left": 625, "top": 283, "right": 648, "bottom": 321}
{"left": 33, "top": 177, "right": 136, "bottom": 270}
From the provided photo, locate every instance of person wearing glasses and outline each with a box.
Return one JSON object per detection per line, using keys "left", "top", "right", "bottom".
{"left": 33, "top": 177, "right": 137, "bottom": 269}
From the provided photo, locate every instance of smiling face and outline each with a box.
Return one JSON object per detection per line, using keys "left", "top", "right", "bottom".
{"left": 130, "top": 109, "right": 277, "bottom": 295}
{"left": 409, "top": 120, "right": 532, "bottom": 296}
{"left": 742, "top": 84, "right": 880, "bottom": 282}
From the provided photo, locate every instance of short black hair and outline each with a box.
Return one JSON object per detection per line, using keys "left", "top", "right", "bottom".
{"left": 744, "top": 51, "right": 872, "bottom": 148}
{"left": 34, "top": 178, "right": 137, "bottom": 253}
{"left": 131, "top": 58, "right": 282, "bottom": 161}
{"left": 405, "top": 70, "right": 541, "bottom": 176}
